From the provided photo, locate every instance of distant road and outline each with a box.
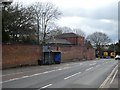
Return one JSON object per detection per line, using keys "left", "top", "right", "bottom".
{"left": 2, "top": 59, "right": 118, "bottom": 89}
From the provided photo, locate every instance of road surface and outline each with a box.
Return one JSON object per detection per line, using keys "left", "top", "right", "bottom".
{"left": 2, "top": 59, "right": 118, "bottom": 89}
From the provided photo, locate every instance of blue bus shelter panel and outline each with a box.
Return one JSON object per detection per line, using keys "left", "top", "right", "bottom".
{"left": 54, "top": 53, "right": 61, "bottom": 64}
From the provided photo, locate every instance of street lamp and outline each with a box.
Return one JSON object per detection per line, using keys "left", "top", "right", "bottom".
{"left": 42, "top": 12, "right": 46, "bottom": 65}
{"left": 42, "top": 12, "right": 46, "bottom": 44}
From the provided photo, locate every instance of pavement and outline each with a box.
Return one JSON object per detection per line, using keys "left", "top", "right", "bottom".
{"left": 1, "top": 59, "right": 119, "bottom": 89}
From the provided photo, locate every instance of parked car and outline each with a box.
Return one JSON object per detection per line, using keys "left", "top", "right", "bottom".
{"left": 115, "top": 55, "right": 120, "bottom": 60}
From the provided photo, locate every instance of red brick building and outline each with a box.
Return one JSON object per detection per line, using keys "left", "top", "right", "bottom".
{"left": 55, "top": 33, "right": 85, "bottom": 46}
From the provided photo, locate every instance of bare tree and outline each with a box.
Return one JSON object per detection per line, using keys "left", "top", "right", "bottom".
{"left": 28, "top": 2, "right": 62, "bottom": 44}
{"left": 48, "top": 26, "right": 63, "bottom": 37}
{"left": 86, "top": 32, "right": 111, "bottom": 57}
{"left": 87, "top": 32, "right": 111, "bottom": 47}
{"left": 60, "top": 26, "right": 73, "bottom": 33}
{"left": 73, "top": 28, "right": 85, "bottom": 37}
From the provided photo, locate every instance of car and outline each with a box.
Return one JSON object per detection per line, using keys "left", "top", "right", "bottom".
{"left": 115, "top": 55, "right": 120, "bottom": 60}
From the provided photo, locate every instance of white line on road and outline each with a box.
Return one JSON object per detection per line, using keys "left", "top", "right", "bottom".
{"left": 64, "top": 72, "right": 81, "bottom": 80}
{"left": 2, "top": 72, "right": 27, "bottom": 77}
{"left": 85, "top": 67, "right": 93, "bottom": 71}
{"left": 99, "top": 65, "right": 118, "bottom": 88}
{"left": 2, "top": 67, "right": 52, "bottom": 77}
{"left": 79, "top": 63, "right": 83, "bottom": 65}
{"left": 66, "top": 64, "right": 70, "bottom": 66}
{"left": 89, "top": 63, "right": 96, "bottom": 66}
{"left": 2, "top": 67, "right": 71, "bottom": 83}
{"left": 110, "top": 69, "right": 118, "bottom": 84}
{"left": 41, "top": 84, "right": 52, "bottom": 89}
{"left": 3, "top": 65, "right": 71, "bottom": 77}
{"left": 57, "top": 67, "right": 71, "bottom": 71}
{"left": 95, "top": 65, "right": 100, "bottom": 68}
{"left": 39, "top": 70, "right": 55, "bottom": 74}
{"left": 54, "top": 67, "right": 59, "bottom": 69}
{"left": 93, "top": 61, "right": 96, "bottom": 62}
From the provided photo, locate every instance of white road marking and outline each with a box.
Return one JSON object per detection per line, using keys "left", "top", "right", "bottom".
{"left": 2, "top": 67, "right": 71, "bottom": 83}
{"left": 64, "top": 72, "right": 81, "bottom": 80}
{"left": 42, "top": 70, "right": 56, "bottom": 74}
{"left": 54, "top": 67, "right": 58, "bottom": 68}
{"left": 96, "top": 65, "right": 100, "bottom": 67}
{"left": 2, "top": 72, "right": 26, "bottom": 76}
{"left": 73, "top": 63, "right": 78, "bottom": 65}
{"left": 89, "top": 63, "right": 96, "bottom": 66}
{"left": 66, "top": 64, "right": 70, "bottom": 66}
{"left": 110, "top": 70, "right": 118, "bottom": 84}
{"left": 2, "top": 78, "right": 20, "bottom": 83}
{"left": 58, "top": 69, "right": 62, "bottom": 70}
{"left": 85, "top": 67, "right": 93, "bottom": 71}
{"left": 41, "top": 84, "right": 52, "bottom": 89}
{"left": 79, "top": 63, "right": 83, "bottom": 65}
{"left": 99, "top": 65, "right": 118, "bottom": 88}
{"left": 2, "top": 67, "right": 53, "bottom": 77}
{"left": 63, "top": 67, "right": 71, "bottom": 69}
{"left": 3, "top": 65, "right": 71, "bottom": 77}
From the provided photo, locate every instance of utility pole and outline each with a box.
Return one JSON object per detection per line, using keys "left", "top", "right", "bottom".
{"left": 0, "top": 2, "right": 2, "bottom": 44}
{"left": 113, "top": 43, "right": 116, "bottom": 57}
{"left": 37, "top": 18, "right": 39, "bottom": 44}
{"left": 42, "top": 12, "right": 46, "bottom": 45}
{"left": 42, "top": 12, "right": 46, "bottom": 64}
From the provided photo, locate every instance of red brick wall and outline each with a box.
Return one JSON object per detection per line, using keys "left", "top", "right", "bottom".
{"left": 77, "top": 37, "right": 85, "bottom": 46}
{"left": 2, "top": 44, "right": 95, "bottom": 69}
{"left": 2, "top": 44, "right": 42, "bottom": 69}
{"left": 65, "top": 37, "right": 77, "bottom": 45}
{"left": 64, "top": 37, "right": 85, "bottom": 46}
{"left": 84, "top": 48, "right": 96, "bottom": 60}
{"left": 59, "top": 46, "right": 95, "bottom": 62}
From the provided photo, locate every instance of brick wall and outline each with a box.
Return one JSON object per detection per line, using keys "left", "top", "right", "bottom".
{"left": 2, "top": 44, "right": 42, "bottom": 69}
{"left": 65, "top": 37, "right": 77, "bottom": 45}
{"left": 85, "top": 48, "right": 96, "bottom": 60}
{"left": 59, "top": 46, "right": 95, "bottom": 62}
{"left": 2, "top": 44, "right": 95, "bottom": 69}
{"left": 77, "top": 37, "right": 85, "bottom": 46}
{"left": 64, "top": 37, "right": 85, "bottom": 46}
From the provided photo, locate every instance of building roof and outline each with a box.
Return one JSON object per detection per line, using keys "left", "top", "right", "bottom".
{"left": 55, "top": 33, "right": 79, "bottom": 38}
{"left": 46, "top": 38, "right": 72, "bottom": 45}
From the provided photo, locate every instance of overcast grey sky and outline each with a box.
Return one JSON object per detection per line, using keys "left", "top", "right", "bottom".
{"left": 14, "top": 0, "right": 119, "bottom": 43}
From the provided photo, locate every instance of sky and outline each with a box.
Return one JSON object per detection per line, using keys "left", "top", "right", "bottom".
{"left": 13, "top": 0, "right": 119, "bottom": 43}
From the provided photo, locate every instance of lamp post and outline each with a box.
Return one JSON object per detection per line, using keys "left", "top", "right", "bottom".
{"left": 0, "top": 2, "right": 2, "bottom": 44}
{"left": 42, "top": 12, "right": 46, "bottom": 64}
{"left": 113, "top": 43, "right": 116, "bottom": 57}
{"left": 37, "top": 18, "right": 39, "bottom": 44}
{"left": 42, "top": 12, "right": 46, "bottom": 45}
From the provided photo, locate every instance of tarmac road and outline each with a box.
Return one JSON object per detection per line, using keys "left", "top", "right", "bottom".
{"left": 2, "top": 59, "right": 118, "bottom": 89}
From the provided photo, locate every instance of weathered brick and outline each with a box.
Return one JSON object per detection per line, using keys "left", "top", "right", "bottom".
{"left": 2, "top": 44, "right": 42, "bottom": 69}
{"left": 2, "top": 44, "right": 95, "bottom": 69}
